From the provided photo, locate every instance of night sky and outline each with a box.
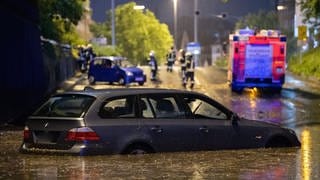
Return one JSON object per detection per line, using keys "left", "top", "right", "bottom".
{"left": 90, "top": 0, "right": 275, "bottom": 23}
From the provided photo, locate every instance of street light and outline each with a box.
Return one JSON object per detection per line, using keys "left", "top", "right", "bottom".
{"left": 134, "top": 5, "right": 145, "bottom": 10}
{"left": 277, "top": 5, "right": 287, "bottom": 10}
{"left": 275, "top": 0, "right": 288, "bottom": 11}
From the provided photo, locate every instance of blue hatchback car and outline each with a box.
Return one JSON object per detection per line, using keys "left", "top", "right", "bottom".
{"left": 88, "top": 56, "right": 146, "bottom": 86}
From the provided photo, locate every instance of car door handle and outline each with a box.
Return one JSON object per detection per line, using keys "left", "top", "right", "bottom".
{"left": 199, "top": 127, "right": 209, "bottom": 133}
{"left": 151, "top": 126, "right": 163, "bottom": 133}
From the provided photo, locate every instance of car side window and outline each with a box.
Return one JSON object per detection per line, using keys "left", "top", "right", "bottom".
{"left": 140, "top": 96, "right": 186, "bottom": 119}
{"left": 139, "top": 98, "right": 154, "bottom": 118}
{"left": 99, "top": 96, "right": 136, "bottom": 118}
{"left": 185, "top": 96, "right": 227, "bottom": 120}
{"left": 93, "top": 59, "right": 103, "bottom": 66}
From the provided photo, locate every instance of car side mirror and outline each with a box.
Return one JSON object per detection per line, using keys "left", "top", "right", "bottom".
{"left": 231, "top": 113, "right": 239, "bottom": 126}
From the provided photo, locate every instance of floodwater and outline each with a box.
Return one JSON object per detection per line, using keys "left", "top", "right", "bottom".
{"left": 1, "top": 66, "right": 319, "bottom": 179}
{"left": 0, "top": 126, "right": 319, "bottom": 179}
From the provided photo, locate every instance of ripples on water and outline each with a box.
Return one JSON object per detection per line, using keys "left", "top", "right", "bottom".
{"left": 1, "top": 124, "right": 319, "bottom": 179}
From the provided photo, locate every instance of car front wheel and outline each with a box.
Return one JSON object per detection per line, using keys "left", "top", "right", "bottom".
{"left": 118, "top": 77, "right": 126, "bottom": 85}
{"left": 88, "top": 76, "right": 95, "bottom": 85}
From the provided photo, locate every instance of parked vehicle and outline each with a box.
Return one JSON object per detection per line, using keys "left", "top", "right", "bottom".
{"left": 227, "top": 28, "right": 287, "bottom": 92}
{"left": 20, "top": 88, "right": 300, "bottom": 155}
{"left": 87, "top": 56, "right": 146, "bottom": 86}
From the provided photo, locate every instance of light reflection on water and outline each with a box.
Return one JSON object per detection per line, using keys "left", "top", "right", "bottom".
{"left": 0, "top": 128, "right": 319, "bottom": 179}
{"left": 17, "top": 148, "right": 300, "bottom": 179}
{"left": 296, "top": 127, "right": 320, "bottom": 180}
{"left": 231, "top": 89, "right": 287, "bottom": 124}
{"left": 301, "top": 129, "right": 311, "bottom": 180}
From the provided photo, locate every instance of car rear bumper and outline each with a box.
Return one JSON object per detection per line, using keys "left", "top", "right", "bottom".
{"left": 232, "top": 81, "right": 283, "bottom": 89}
{"left": 19, "top": 142, "right": 111, "bottom": 156}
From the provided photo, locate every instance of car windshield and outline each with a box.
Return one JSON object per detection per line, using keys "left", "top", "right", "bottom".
{"left": 32, "top": 94, "right": 95, "bottom": 118}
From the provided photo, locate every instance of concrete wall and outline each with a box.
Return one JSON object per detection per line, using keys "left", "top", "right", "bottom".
{"left": 0, "top": 1, "right": 77, "bottom": 125}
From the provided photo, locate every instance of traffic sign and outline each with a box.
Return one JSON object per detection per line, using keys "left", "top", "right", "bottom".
{"left": 186, "top": 42, "right": 201, "bottom": 55}
{"left": 298, "top": 25, "right": 307, "bottom": 41}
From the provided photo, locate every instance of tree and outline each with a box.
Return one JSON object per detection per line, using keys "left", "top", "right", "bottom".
{"left": 300, "top": 0, "right": 320, "bottom": 28}
{"left": 91, "top": 2, "right": 173, "bottom": 64}
{"left": 38, "top": 0, "right": 85, "bottom": 44}
{"left": 90, "top": 21, "right": 110, "bottom": 38}
{"left": 115, "top": 2, "right": 173, "bottom": 65}
{"left": 235, "top": 10, "right": 279, "bottom": 30}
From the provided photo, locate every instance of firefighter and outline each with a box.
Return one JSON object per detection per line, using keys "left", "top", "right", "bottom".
{"left": 183, "top": 52, "right": 195, "bottom": 89}
{"left": 77, "top": 45, "right": 87, "bottom": 72}
{"left": 148, "top": 51, "right": 158, "bottom": 81}
{"left": 85, "top": 43, "right": 95, "bottom": 63}
{"left": 166, "top": 46, "right": 176, "bottom": 72}
{"left": 179, "top": 48, "right": 186, "bottom": 81}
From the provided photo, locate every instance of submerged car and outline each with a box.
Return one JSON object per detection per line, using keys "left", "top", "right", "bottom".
{"left": 87, "top": 56, "right": 146, "bottom": 86}
{"left": 20, "top": 88, "right": 300, "bottom": 155}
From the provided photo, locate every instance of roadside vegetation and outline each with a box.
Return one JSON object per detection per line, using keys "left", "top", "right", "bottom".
{"left": 38, "top": 1, "right": 172, "bottom": 65}
{"left": 288, "top": 47, "right": 320, "bottom": 79}
{"left": 90, "top": 2, "right": 173, "bottom": 65}
{"left": 38, "top": 0, "right": 85, "bottom": 45}
{"left": 291, "top": 0, "right": 320, "bottom": 79}
{"left": 214, "top": 56, "right": 228, "bottom": 68}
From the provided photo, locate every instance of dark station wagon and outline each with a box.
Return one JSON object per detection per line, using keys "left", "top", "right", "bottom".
{"left": 20, "top": 88, "right": 300, "bottom": 155}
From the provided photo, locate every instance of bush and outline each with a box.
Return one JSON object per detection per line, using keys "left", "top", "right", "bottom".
{"left": 288, "top": 46, "right": 320, "bottom": 79}
{"left": 92, "top": 44, "right": 120, "bottom": 56}
{"left": 215, "top": 56, "right": 228, "bottom": 68}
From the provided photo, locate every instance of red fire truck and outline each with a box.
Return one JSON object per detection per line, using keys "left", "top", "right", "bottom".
{"left": 227, "top": 28, "right": 287, "bottom": 92}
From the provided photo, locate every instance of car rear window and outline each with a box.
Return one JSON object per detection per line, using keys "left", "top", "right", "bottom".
{"left": 32, "top": 94, "right": 95, "bottom": 117}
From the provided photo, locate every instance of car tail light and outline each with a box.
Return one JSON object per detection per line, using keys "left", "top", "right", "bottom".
{"left": 23, "top": 126, "right": 30, "bottom": 140}
{"left": 65, "top": 127, "right": 100, "bottom": 141}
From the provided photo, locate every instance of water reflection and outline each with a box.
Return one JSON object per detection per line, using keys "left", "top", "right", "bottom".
{"left": 231, "top": 88, "right": 289, "bottom": 124}
{"left": 301, "top": 129, "right": 311, "bottom": 180}
{"left": 296, "top": 127, "right": 320, "bottom": 180}
{"left": 0, "top": 129, "right": 320, "bottom": 179}
{"left": 12, "top": 148, "right": 301, "bottom": 179}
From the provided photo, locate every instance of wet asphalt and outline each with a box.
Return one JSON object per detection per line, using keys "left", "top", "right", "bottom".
{"left": 1, "top": 65, "right": 320, "bottom": 179}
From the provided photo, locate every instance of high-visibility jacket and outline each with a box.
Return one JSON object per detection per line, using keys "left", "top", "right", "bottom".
{"left": 186, "top": 57, "right": 195, "bottom": 72}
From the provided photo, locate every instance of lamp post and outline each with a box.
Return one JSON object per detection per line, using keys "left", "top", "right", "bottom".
{"left": 194, "top": 0, "right": 200, "bottom": 66}
{"left": 134, "top": 5, "right": 147, "bottom": 63}
{"left": 194, "top": 0, "right": 199, "bottom": 43}
{"left": 173, "top": 0, "right": 177, "bottom": 49}
{"left": 111, "top": 0, "right": 115, "bottom": 48}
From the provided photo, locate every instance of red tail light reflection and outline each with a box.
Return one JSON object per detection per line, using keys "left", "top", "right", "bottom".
{"left": 23, "top": 126, "right": 30, "bottom": 140}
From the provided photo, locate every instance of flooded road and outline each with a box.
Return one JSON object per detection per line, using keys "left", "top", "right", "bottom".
{"left": 1, "top": 65, "right": 319, "bottom": 179}
{"left": 0, "top": 127, "right": 319, "bottom": 179}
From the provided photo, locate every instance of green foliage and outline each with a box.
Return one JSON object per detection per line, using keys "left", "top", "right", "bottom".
{"left": 235, "top": 10, "right": 279, "bottom": 30}
{"left": 38, "top": 0, "right": 85, "bottom": 45}
{"left": 90, "top": 22, "right": 110, "bottom": 38}
{"left": 92, "top": 44, "right": 120, "bottom": 57}
{"left": 114, "top": 2, "right": 173, "bottom": 65}
{"left": 300, "top": 0, "right": 320, "bottom": 28}
{"left": 214, "top": 56, "right": 228, "bottom": 68}
{"left": 288, "top": 46, "right": 320, "bottom": 79}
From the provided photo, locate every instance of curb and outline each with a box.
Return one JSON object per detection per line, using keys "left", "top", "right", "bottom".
{"left": 56, "top": 72, "right": 87, "bottom": 93}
